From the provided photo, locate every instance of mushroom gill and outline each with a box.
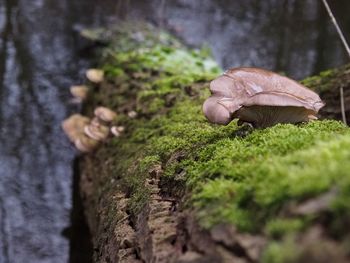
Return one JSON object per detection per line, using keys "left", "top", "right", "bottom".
{"left": 233, "top": 105, "right": 317, "bottom": 128}
{"left": 84, "top": 124, "right": 110, "bottom": 141}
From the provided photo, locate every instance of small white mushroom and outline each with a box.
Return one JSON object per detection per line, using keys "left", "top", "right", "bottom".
{"left": 86, "top": 69, "right": 104, "bottom": 83}
{"left": 70, "top": 85, "right": 89, "bottom": 101}
{"left": 94, "top": 106, "right": 117, "bottom": 124}
{"left": 84, "top": 124, "right": 110, "bottom": 141}
{"left": 111, "top": 126, "right": 125, "bottom": 137}
{"left": 127, "top": 110, "right": 137, "bottom": 119}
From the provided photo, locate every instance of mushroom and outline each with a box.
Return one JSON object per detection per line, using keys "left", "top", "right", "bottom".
{"left": 84, "top": 124, "right": 110, "bottom": 141}
{"left": 86, "top": 69, "right": 104, "bottom": 83}
{"left": 203, "top": 67, "right": 325, "bottom": 128}
{"left": 70, "top": 85, "right": 89, "bottom": 101}
{"left": 94, "top": 106, "right": 117, "bottom": 125}
{"left": 62, "top": 107, "right": 118, "bottom": 152}
{"left": 90, "top": 117, "right": 102, "bottom": 127}
{"left": 110, "top": 126, "right": 125, "bottom": 137}
{"left": 61, "top": 114, "right": 90, "bottom": 142}
{"left": 127, "top": 110, "right": 137, "bottom": 119}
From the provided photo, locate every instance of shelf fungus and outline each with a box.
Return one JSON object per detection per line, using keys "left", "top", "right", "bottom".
{"left": 203, "top": 67, "right": 325, "bottom": 128}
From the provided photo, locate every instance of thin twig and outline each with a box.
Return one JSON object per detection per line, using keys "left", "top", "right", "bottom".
{"left": 158, "top": 0, "right": 167, "bottom": 29}
{"left": 321, "top": 0, "right": 349, "bottom": 124}
{"left": 321, "top": 0, "right": 350, "bottom": 58}
{"left": 340, "top": 86, "right": 347, "bottom": 125}
{"left": 153, "top": 198, "right": 176, "bottom": 202}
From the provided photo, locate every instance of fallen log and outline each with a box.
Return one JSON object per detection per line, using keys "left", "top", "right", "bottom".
{"left": 78, "top": 24, "right": 350, "bottom": 263}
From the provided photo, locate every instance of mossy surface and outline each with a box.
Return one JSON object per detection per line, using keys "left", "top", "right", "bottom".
{"left": 301, "top": 64, "right": 350, "bottom": 93}
{"left": 84, "top": 24, "right": 350, "bottom": 262}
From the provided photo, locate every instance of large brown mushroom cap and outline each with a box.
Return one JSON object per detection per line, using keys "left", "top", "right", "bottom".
{"left": 203, "top": 67, "right": 325, "bottom": 128}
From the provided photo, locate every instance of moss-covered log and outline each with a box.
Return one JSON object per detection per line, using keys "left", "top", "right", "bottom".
{"left": 80, "top": 24, "right": 350, "bottom": 263}
{"left": 302, "top": 64, "right": 350, "bottom": 123}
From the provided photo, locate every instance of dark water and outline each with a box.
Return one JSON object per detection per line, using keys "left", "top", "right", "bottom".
{"left": 0, "top": 0, "right": 349, "bottom": 262}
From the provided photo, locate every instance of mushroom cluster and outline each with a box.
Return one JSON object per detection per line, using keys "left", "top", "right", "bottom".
{"left": 62, "top": 68, "right": 126, "bottom": 152}
{"left": 62, "top": 106, "right": 124, "bottom": 153}
{"left": 203, "top": 67, "right": 325, "bottom": 128}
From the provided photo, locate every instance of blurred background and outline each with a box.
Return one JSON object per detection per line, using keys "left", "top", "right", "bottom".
{"left": 0, "top": 0, "right": 349, "bottom": 262}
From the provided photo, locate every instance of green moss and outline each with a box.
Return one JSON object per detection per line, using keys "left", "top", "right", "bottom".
{"left": 265, "top": 218, "right": 305, "bottom": 238}
{"left": 89, "top": 27, "right": 223, "bottom": 217}
{"left": 104, "top": 45, "right": 219, "bottom": 79}
{"left": 190, "top": 122, "right": 350, "bottom": 232}
{"left": 143, "top": 97, "right": 166, "bottom": 114}
{"left": 262, "top": 236, "right": 300, "bottom": 263}
{"left": 301, "top": 64, "right": 350, "bottom": 93}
